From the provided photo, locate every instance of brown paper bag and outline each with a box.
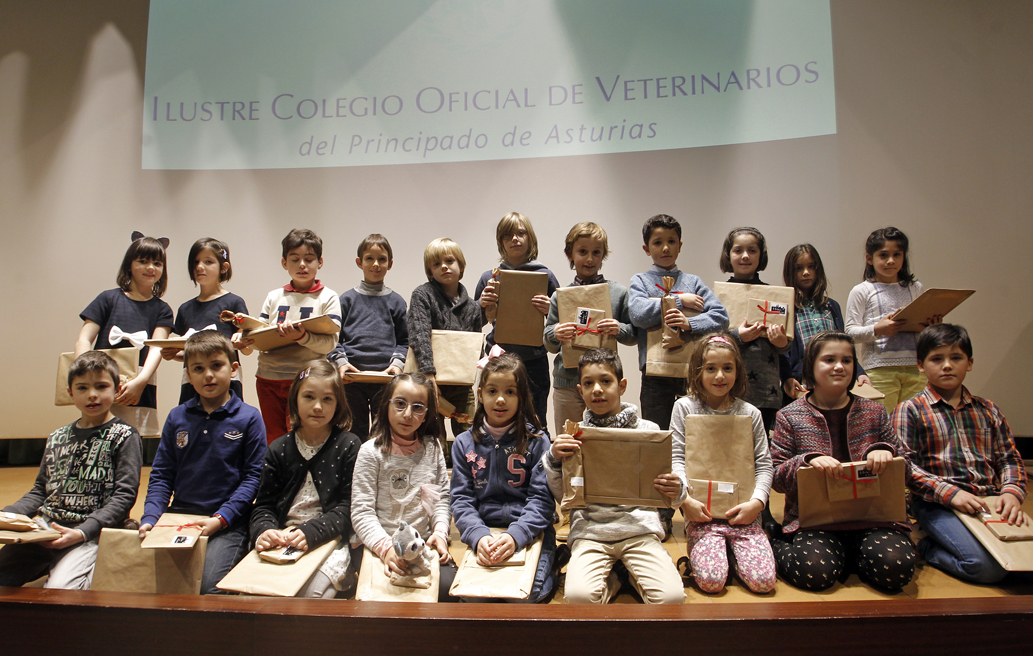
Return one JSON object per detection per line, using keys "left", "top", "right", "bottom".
{"left": 0, "top": 526, "right": 61, "bottom": 544}
{"left": 140, "top": 513, "right": 208, "bottom": 549}
{"left": 579, "top": 425, "right": 673, "bottom": 507}
{"left": 403, "top": 329, "right": 484, "bottom": 385}
{"left": 825, "top": 462, "right": 881, "bottom": 503}
{"left": 560, "top": 420, "right": 587, "bottom": 511}
{"left": 259, "top": 544, "right": 305, "bottom": 564}
{"left": 355, "top": 546, "right": 439, "bottom": 602}
{"left": 343, "top": 371, "right": 394, "bottom": 384}
{"left": 891, "top": 288, "right": 975, "bottom": 332}
{"left": 682, "top": 415, "right": 756, "bottom": 507}
{"left": 745, "top": 298, "right": 791, "bottom": 332}
{"left": 56, "top": 348, "right": 139, "bottom": 406}
{"left": 143, "top": 337, "right": 188, "bottom": 349}
{"left": 242, "top": 315, "right": 340, "bottom": 352}
{"left": 955, "top": 502, "right": 1033, "bottom": 571}
{"left": 91, "top": 528, "right": 208, "bottom": 594}
{"left": 714, "top": 281, "right": 796, "bottom": 340}
{"left": 797, "top": 457, "right": 907, "bottom": 528}
{"left": 494, "top": 270, "right": 549, "bottom": 347}
{"left": 216, "top": 538, "right": 341, "bottom": 596}
{"left": 970, "top": 498, "right": 1033, "bottom": 542}
{"left": 449, "top": 530, "right": 544, "bottom": 599}
{"left": 850, "top": 383, "right": 886, "bottom": 400}
{"left": 644, "top": 309, "right": 700, "bottom": 378}
{"left": 0, "top": 511, "right": 44, "bottom": 531}
{"left": 687, "top": 479, "right": 739, "bottom": 518}
{"left": 556, "top": 284, "right": 616, "bottom": 368}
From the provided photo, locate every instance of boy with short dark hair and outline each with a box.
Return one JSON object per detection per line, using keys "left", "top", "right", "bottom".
{"left": 542, "top": 348, "right": 684, "bottom": 604}
{"left": 237, "top": 228, "right": 341, "bottom": 443}
{"left": 0, "top": 351, "right": 142, "bottom": 589}
{"left": 629, "top": 214, "right": 729, "bottom": 429}
{"left": 139, "top": 331, "right": 266, "bottom": 594}
{"left": 329, "top": 234, "right": 408, "bottom": 440}
{"left": 895, "top": 323, "right": 1027, "bottom": 584}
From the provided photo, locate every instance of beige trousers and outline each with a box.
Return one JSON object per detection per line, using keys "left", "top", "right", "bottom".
{"left": 565, "top": 533, "right": 684, "bottom": 605}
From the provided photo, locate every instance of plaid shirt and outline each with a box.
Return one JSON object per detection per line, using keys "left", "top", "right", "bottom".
{"left": 795, "top": 301, "right": 837, "bottom": 347}
{"left": 894, "top": 386, "right": 1026, "bottom": 506}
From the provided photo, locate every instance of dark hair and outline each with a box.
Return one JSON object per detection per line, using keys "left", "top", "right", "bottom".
{"left": 802, "top": 331, "right": 858, "bottom": 390}
{"left": 357, "top": 234, "right": 393, "bottom": 261}
{"left": 578, "top": 347, "right": 623, "bottom": 382}
{"left": 117, "top": 235, "right": 169, "bottom": 298}
{"left": 187, "top": 238, "right": 232, "bottom": 284}
{"left": 719, "top": 227, "right": 768, "bottom": 274}
{"left": 68, "top": 350, "right": 121, "bottom": 388}
{"left": 369, "top": 373, "right": 441, "bottom": 453}
{"left": 863, "top": 227, "right": 914, "bottom": 286}
{"left": 783, "top": 243, "right": 829, "bottom": 308}
{"left": 563, "top": 222, "right": 609, "bottom": 270}
{"left": 183, "top": 330, "right": 235, "bottom": 368}
{"left": 687, "top": 332, "right": 749, "bottom": 402}
{"left": 471, "top": 354, "right": 542, "bottom": 454}
{"left": 281, "top": 228, "right": 323, "bottom": 259}
{"left": 287, "top": 360, "right": 352, "bottom": 431}
{"left": 641, "top": 214, "right": 681, "bottom": 244}
{"left": 917, "top": 323, "right": 973, "bottom": 361}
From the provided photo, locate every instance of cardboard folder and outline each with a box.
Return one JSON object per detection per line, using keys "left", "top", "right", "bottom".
{"left": 714, "top": 281, "right": 796, "bottom": 340}
{"left": 0, "top": 513, "right": 61, "bottom": 544}
{"left": 494, "top": 270, "right": 549, "bottom": 347}
{"left": 343, "top": 371, "right": 394, "bottom": 384}
{"left": 240, "top": 315, "right": 340, "bottom": 352}
{"left": 449, "top": 529, "right": 543, "bottom": 600}
{"left": 355, "top": 546, "right": 439, "bottom": 602}
{"left": 143, "top": 337, "right": 188, "bottom": 349}
{"left": 797, "top": 457, "right": 907, "bottom": 529}
{"left": 576, "top": 425, "right": 673, "bottom": 507}
{"left": 556, "top": 283, "right": 616, "bottom": 368}
{"left": 682, "top": 415, "right": 756, "bottom": 518}
{"left": 217, "top": 538, "right": 341, "bottom": 596}
{"left": 55, "top": 348, "right": 139, "bottom": 406}
{"left": 403, "top": 329, "right": 484, "bottom": 386}
{"left": 955, "top": 498, "right": 1033, "bottom": 571}
{"left": 891, "top": 288, "right": 975, "bottom": 332}
{"left": 91, "top": 528, "right": 208, "bottom": 595}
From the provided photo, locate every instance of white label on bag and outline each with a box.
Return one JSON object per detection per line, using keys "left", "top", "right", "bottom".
{"left": 717, "top": 483, "right": 735, "bottom": 494}
{"left": 570, "top": 477, "right": 585, "bottom": 487}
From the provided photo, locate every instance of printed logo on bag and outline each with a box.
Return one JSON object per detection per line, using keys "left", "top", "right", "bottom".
{"left": 173, "top": 535, "right": 189, "bottom": 544}
{"left": 769, "top": 303, "right": 788, "bottom": 316}
{"left": 223, "top": 430, "right": 243, "bottom": 441}
{"left": 577, "top": 308, "right": 590, "bottom": 326}
{"left": 176, "top": 431, "right": 189, "bottom": 448}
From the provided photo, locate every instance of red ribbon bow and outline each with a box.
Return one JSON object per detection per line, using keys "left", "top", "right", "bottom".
{"left": 755, "top": 301, "right": 781, "bottom": 327}
{"left": 841, "top": 463, "right": 877, "bottom": 499}
{"left": 655, "top": 283, "right": 673, "bottom": 295}
{"left": 574, "top": 317, "right": 603, "bottom": 336}
{"left": 154, "top": 523, "right": 203, "bottom": 532}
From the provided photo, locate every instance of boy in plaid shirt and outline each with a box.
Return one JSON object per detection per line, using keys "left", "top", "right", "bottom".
{"left": 895, "top": 324, "right": 1026, "bottom": 583}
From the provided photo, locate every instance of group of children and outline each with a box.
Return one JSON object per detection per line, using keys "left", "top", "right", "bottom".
{"left": 0, "top": 214, "right": 1024, "bottom": 604}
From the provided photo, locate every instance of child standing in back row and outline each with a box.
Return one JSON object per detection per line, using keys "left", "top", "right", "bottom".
{"left": 718, "top": 227, "right": 789, "bottom": 432}
{"left": 845, "top": 227, "right": 937, "bottom": 414}
{"left": 476, "top": 212, "right": 560, "bottom": 427}
{"left": 544, "top": 222, "right": 636, "bottom": 435}
{"left": 629, "top": 214, "right": 729, "bottom": 430}
{"left": 236, "top": 229, "right": 341, "bottom": 444}
{"left": 330, "top": 234, "right": 409, "bottom": 440}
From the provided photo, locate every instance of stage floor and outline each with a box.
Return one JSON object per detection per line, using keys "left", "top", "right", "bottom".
{"left": 2, "top": 465, "right": 1032, "bottom": 603}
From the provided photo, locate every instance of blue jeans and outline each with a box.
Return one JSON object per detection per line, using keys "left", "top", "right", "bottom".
{"left": 201, "top": 520, "right": 251, "bottom": 594}
{"left": 912, "top": 497, "right": 1007, "bottom": 584}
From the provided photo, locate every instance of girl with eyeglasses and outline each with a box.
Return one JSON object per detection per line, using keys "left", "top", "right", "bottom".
{"left": 350, "top": 372, "right": 458, "bottom": 601}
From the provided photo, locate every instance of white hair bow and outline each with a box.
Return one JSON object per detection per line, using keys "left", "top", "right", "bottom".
{"left": 108, "top": 326, "right": 148, "bottom": 349}
{"left": 476, "top": 344, "right": 506, "bottom": 369}
{"left": 182, "top": 324, "right": 218, "bottom": 338}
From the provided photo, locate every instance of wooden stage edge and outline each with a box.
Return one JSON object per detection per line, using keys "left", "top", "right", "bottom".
{"left": 2, "top": 587, "right": 1030, "bottom": 655}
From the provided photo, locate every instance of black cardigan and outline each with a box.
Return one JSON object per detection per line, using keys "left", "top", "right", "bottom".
{"left": 249, "top": 427, "right": 361, "bottom": 549}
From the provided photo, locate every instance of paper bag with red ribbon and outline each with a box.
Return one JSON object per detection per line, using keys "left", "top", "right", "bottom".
{"left": 714, "top": 281, "right": 796, "bottom": 340}
{"left": 973, "top": 499, "right": 1033, "bottom": 542}
{"left": 682, "top": 415, "right": 756, "bottom": 520}
{"left": 826, "top": 462, "right": 881, "bottom": 502}
{"left": 745, "top": 298, "right": 790, "bottom": 332}
{"left": 954, "top": 499, "right": 1033, "bottom": 571}
{"left": 91, "top": 528, "right": 208, "bottom": 594}
{"left": 140, "top": 512, "right": 208, "bottom": 549}
{"left": 556, "top": 283, "right": 615, "bottom": 368}
{"left": 797, "top": 457, "right": 907, "bottom": 529}
{"left": 560, "top": 420, "right": 587, "bottom": 511}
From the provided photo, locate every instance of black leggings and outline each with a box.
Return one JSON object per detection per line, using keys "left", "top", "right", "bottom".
{"left": 772, "top": 528, "right": 915, "bottom": 592}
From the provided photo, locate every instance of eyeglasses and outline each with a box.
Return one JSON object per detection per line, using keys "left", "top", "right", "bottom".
{"left": 390, "top": 398, "right": 428, "bottom": 417}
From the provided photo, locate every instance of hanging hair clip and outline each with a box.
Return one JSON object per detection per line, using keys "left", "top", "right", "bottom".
{"left": 297, "top": 367, "right": 311, "bottom": 381}
{"left": 221, "top": 249, "right": 228, "bottom": 260}
{"left": 707, "top": 335, "right": 732, "bottom": 345}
